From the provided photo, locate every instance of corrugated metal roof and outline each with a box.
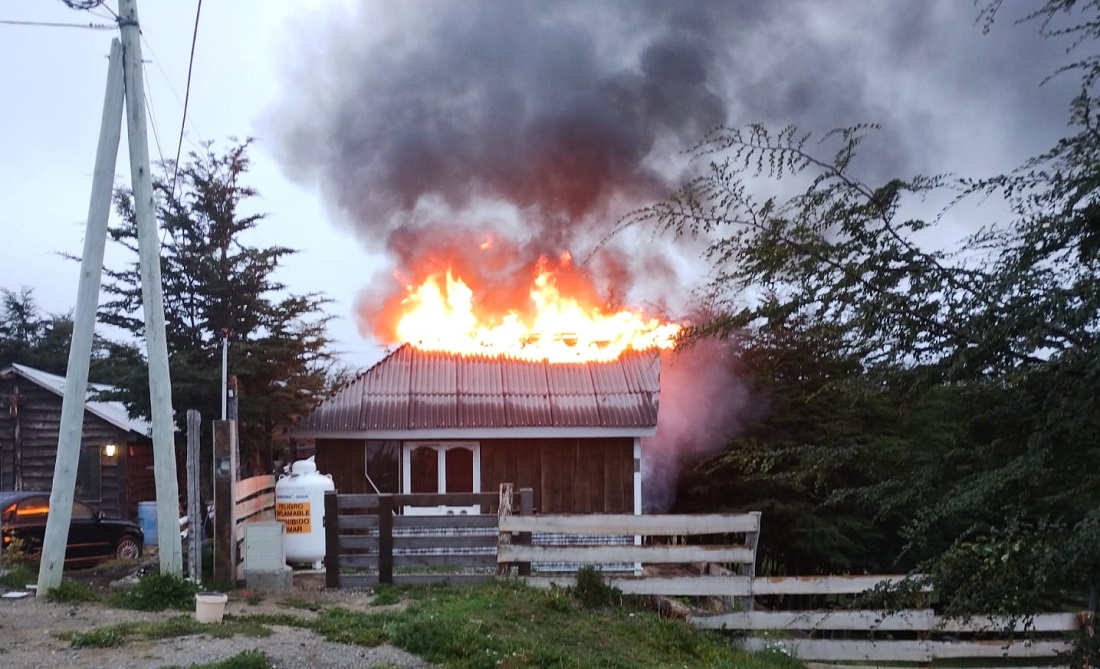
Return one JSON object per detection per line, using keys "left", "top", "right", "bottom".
{"left": 297, "top": 344, "right": 661, "bottom": 436}
{"left": 6, "top": 363, "right": 151, "bottom": 436}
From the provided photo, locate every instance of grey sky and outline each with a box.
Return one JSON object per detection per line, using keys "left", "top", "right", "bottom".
{"left": 0, "top": 0, "right": 1081, "bottom": 368}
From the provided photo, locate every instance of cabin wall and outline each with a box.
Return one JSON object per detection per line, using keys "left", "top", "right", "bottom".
{"left": 314, "top": 439, "right": 368, "bottom": 495}
{"left": 313, "top": 436, "right": 635, "bottom": 513}
{"left": 0, "top": 376, "right": 143, "bottom": 518}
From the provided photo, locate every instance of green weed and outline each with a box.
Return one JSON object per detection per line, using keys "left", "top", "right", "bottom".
{"left": 572, "top": 565, "right": 621, "bottom": 608}
{"left": 371, "top": 583, "right": 399, "bottom": 606}
{"left": 108, "top": 572, "right": 199, "bottom": 611}
{"left": 0, "top": 563, "right": 35, "bottom": 589}
{"left": 45, "top": 579, "right": 98, "bottom": 604}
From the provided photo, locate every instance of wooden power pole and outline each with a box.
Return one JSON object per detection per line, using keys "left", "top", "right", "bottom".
{"left": 118, "top": 0, "right": 183, "bottom": 575}
{"left": 36, "top": 39, "right": 125, "bottom": 594}
{"left": 38, "top": 0, "right": 183, "bottom": 596}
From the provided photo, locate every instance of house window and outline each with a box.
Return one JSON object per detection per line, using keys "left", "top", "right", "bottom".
{"left": 364, "top": 440, "right": 400, "bottom": 494}
{"left": 402, "top": 442, "right": 481, "bottom": 514}
{"left": 75, "top": 447, "right": 101, "bottom": 502}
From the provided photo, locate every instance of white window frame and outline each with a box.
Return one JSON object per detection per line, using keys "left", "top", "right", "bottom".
{"left": 401, "top": 441, "right": 481, "bottom": 515}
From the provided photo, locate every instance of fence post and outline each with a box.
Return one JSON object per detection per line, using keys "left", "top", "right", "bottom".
{"left": 744, "top": 510, "right": 762, "bottom": 612}
{"left": 378, "top": 494, "right": 394, "bottom": 584}
{"left": 185, "top": 410, "right": 201, "bottom": 583}
{"left": 324, "top": 490, "right": 339, "bottom": 589}
{"left": 497, "top": 483, "right": 513, "bottom": 576}
{"left": 518, "top": 488, "right": 533, "bottom": 577}
{"left": 212, "top": 419, "right": 238, "bottom": 585}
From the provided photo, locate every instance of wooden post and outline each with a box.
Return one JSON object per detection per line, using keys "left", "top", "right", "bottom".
{"left": 324, "top": 490, "right": 339, "bottom": 589}
{"left": 496, "top": 483, "right": 513, "bottom": 576}
{"left": 378, "top": 495, "right": 394, "bottom": 584}
{"left": 212, "top": 420, "right": 238, "bottom": 585}
{"left": 518, "top": 488, "right": 533, "bottom": 577}
{"left": 743, "top": 510, "right": 762, "bottom": 612}
{"left": 37, "top": 39, "right": 125, "bottom": 596}
{"left": 186, "top": 410, "right": 201, "bottom": 582}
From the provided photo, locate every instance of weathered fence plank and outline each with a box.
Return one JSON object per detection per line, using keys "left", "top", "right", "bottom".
{"left": 499, "top": 512, "right": 760, "bottom": 536}
{"left": 500, "top": 543, "right": 755, "bottom": 565}
{"left": 741, "top": 638, "right": 933, "bottom": 663}
{"left": 695, "top": 609, "right": 937, "bottom": 631}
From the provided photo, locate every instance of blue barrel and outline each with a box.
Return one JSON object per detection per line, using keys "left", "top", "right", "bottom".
{"left": 138, "top": 501, "right": 158, "bottom": 546}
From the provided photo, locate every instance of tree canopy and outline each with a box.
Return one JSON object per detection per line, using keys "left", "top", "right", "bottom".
{"left": 102, "top": 140, "right": 339, "bottom": 473}
{"left": 642, "top": 1, "right": 1100, "bottom": 617}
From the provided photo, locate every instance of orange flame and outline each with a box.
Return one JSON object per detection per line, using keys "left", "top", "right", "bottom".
{"left": 381, "top": 253, "right": 680, "bottom": 362}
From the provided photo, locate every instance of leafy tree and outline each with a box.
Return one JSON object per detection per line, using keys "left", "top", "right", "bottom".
{"left": 0, "top": 287, "right": 142, "bottom": 382}
{"left": 101, "top": 140, "right": 339, "bottom": 473}
{"left": 636, "top": 3, "right": 1100, "bottom": 617}
{"left": 0, "top": 287, "right": 51, "bottom": 371}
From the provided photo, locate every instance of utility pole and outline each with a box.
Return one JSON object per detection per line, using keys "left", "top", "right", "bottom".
{"left": 37, "top": 39, "right": 125, "bottom": 595}
{"left": 38, "top": 0, "right": 184, "bottom": 596}
{"left": 118, "top": 0, "right": 183, "bottom": 575}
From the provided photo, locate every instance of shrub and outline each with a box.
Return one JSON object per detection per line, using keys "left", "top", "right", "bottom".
{"left": 573, "top": 565, "right": 620, "bottom": 609}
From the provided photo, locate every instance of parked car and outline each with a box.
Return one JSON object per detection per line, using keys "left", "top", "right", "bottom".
{"left": 0, "top": 491, "right": 143, "bottom": 566}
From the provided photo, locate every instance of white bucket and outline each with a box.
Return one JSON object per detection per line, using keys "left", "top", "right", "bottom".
{"left": 194, "top": 592, "right": 228, "bottom": 623}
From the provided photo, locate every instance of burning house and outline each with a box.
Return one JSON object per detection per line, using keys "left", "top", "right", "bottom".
{"left": 295, "top": 343, "right": 660, "bottom": 515}
{"left": 296, "top": 252, "right": 679, "bottom": 514}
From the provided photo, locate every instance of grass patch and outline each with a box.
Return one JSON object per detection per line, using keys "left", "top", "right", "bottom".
{"left": 278, "top": 596, "right": 316, "bottom": 610}
{"left": 45, "top": 579, "right": 99, "bottom": 604}
{"left": 65, "top": 615, "right": 274, "bottom": 648}
{"left": 371, "top": 583, "right": 399, "bottom": 606}
{"left": 108, "top": 572, "right": 199, "bottom": 611}
{"left": 0, "top": 563, "right": 36, "bottom": 589}
{"left": 251, "top": 581, "right": 803, "bottom": 669}
{"left": 192, "top": 650, "right": 271, "bottom": 669}
{"left": 161, "top": 650, "right": 271, "bottom": 669}
{"left": 64, "top": 579, "right": 803, "bottom": 669}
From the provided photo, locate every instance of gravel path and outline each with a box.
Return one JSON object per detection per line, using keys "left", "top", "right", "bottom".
{"left": 0, "top": 588, "right": 435, "bottom": 669}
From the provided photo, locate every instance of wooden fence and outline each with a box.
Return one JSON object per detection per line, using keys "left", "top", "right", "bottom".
{"left": 233, "top": 474, "right": 276, "bottom": 572}
{"left": 323, "top": 489, "right": 527, "bottom": 589}
{"left": 698, "top": 576, "right": 1081, "bottom": 666}
{"left": 320, "top": 486, "right": 1084, "bottom": 666}
{"left": 498, "top": 512, "right": 1082, "bottom": 666}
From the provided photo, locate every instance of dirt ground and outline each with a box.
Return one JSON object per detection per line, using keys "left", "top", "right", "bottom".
{"left": 0, "top": 560, "right": 435, "bottom": 669}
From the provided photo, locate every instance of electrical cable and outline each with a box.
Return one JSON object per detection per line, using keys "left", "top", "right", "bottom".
{"left": 169, "top": 0, "right": 202, "bottom": 203}
{"left": 141, "top": 33, "right": 205, "bottom": 150}
{"left": 0, "top": 18, "right": 113, "bottom": 30}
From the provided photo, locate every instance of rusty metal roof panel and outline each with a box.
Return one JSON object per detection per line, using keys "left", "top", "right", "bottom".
{"left": 297, "top": 344, "right": 662, "bottom": 433}
{"left": 407, "top": 351, "right": 457, "bottom": 429}
{"left": 545, "top": 363, "right": 600, "bottom": 426}
{"left": 457, "top": 354, "right": 506, "bottom": 428}
{"left": 499, "top": 356, "right": 552, "bottom": 426}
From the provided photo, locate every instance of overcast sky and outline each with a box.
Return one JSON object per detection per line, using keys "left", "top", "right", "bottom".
{"left": 0, "top": 0, "right": 1081, "bottom": 369}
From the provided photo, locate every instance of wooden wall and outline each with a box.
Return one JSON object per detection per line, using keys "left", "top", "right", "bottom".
{"left": 314, "top": 436, "right": 634, "bottom": 513}
{"left": 0, "top": 374, "right": 149, "bottom": 519}
{"left": 314, "top": 439, "right": 368, "bottom": 495}
{"left": 480, "top": 438, "right": 633, "bottom": 514}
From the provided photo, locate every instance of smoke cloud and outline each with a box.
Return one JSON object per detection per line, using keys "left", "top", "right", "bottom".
{"left": 264, "top": 0, "right": 1078, "bottom": 508}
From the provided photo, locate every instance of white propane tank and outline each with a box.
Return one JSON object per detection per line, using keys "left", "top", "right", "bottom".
{"left": 275, "top": 457, "right": 335, "bottom": 569}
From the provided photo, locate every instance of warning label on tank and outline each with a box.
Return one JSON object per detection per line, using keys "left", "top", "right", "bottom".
{"left": 276, "top": 502, "right": 311, "bottom": 534}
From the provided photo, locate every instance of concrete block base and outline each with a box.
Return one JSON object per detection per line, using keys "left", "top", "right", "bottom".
{"left": 244, "top": 566, "right": 293, "bottom": 592}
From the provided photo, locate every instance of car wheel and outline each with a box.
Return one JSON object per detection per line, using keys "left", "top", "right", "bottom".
{"left": 115, "top": 534, "right": 141, "bottom": 560}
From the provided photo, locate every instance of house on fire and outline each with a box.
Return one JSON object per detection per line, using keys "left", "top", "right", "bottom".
{"left": 293, "top": 344, "right": 660, "bottom": 515}
{"left": 0, "top": 363, "right": 155, "bottom": 519}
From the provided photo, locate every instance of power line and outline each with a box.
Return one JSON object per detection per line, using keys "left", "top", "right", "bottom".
{"left": 140, "top": 33, "right": 205, "bottom": 150}
{"left": 0, "top": 18, "right": 113, "bottom": 30}
{"left": 169, "top": 0, "right": 202, "bottom": 202}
